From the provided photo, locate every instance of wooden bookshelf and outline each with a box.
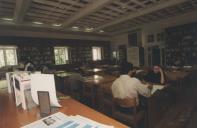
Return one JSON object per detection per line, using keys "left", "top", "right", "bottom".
{"left": 69, "top": 46, "right": 92, "bottom": 64}
{"left": 18, "top": 45, "right": 54, "bottom": 67}
{"left": 165, "top": 22, "right": 197, "bottom": 65}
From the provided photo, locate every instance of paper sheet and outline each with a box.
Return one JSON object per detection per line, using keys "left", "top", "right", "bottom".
{"left": 21, "top": 112, "right": 114, "bottom": 128}
{"left": 151, "top": 85, "right": 165, "bottom": 94}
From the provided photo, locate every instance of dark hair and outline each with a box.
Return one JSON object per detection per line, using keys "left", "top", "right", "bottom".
{"left": 120, "top": 61, "right": 133, "bottom": 74}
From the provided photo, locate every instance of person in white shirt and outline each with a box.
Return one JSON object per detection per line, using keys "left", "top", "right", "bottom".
{"left": 111, "top": 62, "right": 152, "bottom": 106}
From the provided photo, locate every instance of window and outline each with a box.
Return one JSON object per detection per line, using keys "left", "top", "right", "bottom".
{"left": 54, "top": 47, "right": 69, "bottom": 65}
{"left": 0, "top": 46, "right": 18, "bottom": 67}
{"left": 112, "top": 51, "right": 119, "bottom": 60}
{"left": 92, "top": 47, "right": 102, "bottom": 61}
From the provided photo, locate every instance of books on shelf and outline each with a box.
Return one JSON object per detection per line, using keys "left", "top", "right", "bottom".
{"left": 22, "top": 112, "right": 114, "bottom": 128}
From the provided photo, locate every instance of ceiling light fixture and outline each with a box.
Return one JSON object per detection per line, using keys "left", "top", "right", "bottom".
{"left": 72, "top": 26, "right": 79, "bottom": 29}
{"left": 71, "top": 26, "right": 80, "bottom": 31}
{"left": 33, "top": 21, "right": 43, "bottom": 25}
{"left": 52, "top": 23, "right": 62, "bottom": 27}
{"left": 85, "top": 27, "right": 94, "bottom": 32}
{"left": 1, "top": 18, "right": 13, "bottom": 21}
{"left": 99, "top": 30, "right": 104, "bottom": 33}
{"left": 121, "top": 6, "right": 127, "bottom": 9}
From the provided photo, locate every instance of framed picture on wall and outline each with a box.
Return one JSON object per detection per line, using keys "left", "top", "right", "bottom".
{"left": 147, "top": 34, "right": 154, "bottom": 43}
{"left": 157, "top": 33, "right": 161, "bottom": 41}
{"left": 157, "top": 32, "right": 165, "bottom": 41}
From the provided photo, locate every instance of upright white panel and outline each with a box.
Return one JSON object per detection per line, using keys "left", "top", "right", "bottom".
{"left": 127, "top": 47, "right": 139, "bottom": 66}
{"left": 30, "top": 74, "right": 61, "bottom": 107}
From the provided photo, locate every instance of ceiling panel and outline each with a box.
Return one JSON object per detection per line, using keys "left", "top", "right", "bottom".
{"left": 103, "top": 0, "right": 197, "bottom": 33}
{"left": 71, "top": 0, "right": 164, "bottom": 29}
{"left": 0, "top": 0, "right": 16, "bottom": 18}
{"left": 0, "top": 0, "right": 197, "bottom": 35}
{"left": 24, "top": 0, "right": 93, "bottom": 24}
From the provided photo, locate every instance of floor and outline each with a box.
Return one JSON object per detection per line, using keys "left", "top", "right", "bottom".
{"left": 155, "top": 75, "right": 197, "bottom": 128}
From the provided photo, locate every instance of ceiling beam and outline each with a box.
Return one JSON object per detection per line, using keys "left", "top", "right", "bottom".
{"left": 14, "top": 0, "right": 32, "bottom": 23}
{"left": 94, "top": 0, "right": 188, "bottom": 31}
{"left": 62, "top": 0, "right": 113, "bottom": 28}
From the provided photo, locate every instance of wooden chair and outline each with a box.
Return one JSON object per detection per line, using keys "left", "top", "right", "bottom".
{"left": 112, "top": 97, "right": 144, "bottom": 128}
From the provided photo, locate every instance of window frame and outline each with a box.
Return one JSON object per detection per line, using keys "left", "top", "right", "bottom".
{"left": 54, "top": 46, "right": 69, "bottom": 65}
{"left": 92, "top": 46, "right": 102, "bottom": 61}
{"left": 0, "top": 46, "right": 18, "bottom": 67}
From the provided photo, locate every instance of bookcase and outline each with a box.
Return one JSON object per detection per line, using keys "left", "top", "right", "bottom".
{"left": 69, "top": 46, "right": 92, "bottom": 64}
{"left": 18, "top": 45, "right": 54, "bottom": 67}
{"left": 0, "top": 36, "right": 111, "bottom": 69}
{"left": 165, "top": 22, "right": 197, "bottom": 65}
{"left": 118, "top": 45, "right": 127, "bottom": 63}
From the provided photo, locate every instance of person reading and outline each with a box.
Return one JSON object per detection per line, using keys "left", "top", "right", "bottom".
{"left": 111, "top": 62, "right": 152, "bottom": 107}
{"left": 145, "top": 65, "right": 165, "bottom": 85}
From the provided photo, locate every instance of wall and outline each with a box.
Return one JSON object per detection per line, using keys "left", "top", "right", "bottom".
{"left": 142, "top": 27, "right": 165, "bottom": 66}
{"left": 110, "top": 33, "right": 129, "bottom": 51}
{"left": 0, "top": 36, "right": 110, "bottom": 70}
{"left": 141, "top": 10, "right": 197, "bottom": 66}
{"left": 110, "top": 10, "right": 197, "bottom": 66}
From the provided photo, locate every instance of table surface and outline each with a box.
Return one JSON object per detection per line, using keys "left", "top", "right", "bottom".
{"left": 84, "top": 74, "right": 117, "bottom": 85}
{"left": 55, "top": 71, "right": 74, "bottom": 77}
{"left": 0, "top": 90, "right": 128, "bottom": 128}
{"left": 86, "top": 68, "right": 104, "bottom": 72}
{"left": 164, "top": 70, "right": 191, "bottom": 80}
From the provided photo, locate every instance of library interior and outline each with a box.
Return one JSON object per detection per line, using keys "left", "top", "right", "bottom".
{"left": 0, "top": 0, "right": 197, "bottom": 128}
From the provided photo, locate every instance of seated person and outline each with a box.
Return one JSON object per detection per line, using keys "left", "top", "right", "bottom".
{"left": 111, "top": 62, "right": 152, "bottom": 109}
{"left": 24, "top": 61, "right": 35, "bottom": 72}
{"left": 42, "top": 65, "right": 55, "bottom": 74}
{"left": 145, "top": 65, "right": 165, "bottom": 84}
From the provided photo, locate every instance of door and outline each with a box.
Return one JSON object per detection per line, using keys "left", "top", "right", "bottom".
{"left": 152, "top": 48, "right": 161, "bottom": 65}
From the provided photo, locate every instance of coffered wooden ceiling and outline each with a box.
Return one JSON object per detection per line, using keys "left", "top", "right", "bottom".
{"left": 0, "top": 0, "right": 197, "bottom": 36}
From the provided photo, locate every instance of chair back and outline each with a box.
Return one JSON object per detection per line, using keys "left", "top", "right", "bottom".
{"left": 113, "top": 97, "right": 137, "bottom": 108}
{"left": 112, "top": 97, "right": 144, "bottom": 128}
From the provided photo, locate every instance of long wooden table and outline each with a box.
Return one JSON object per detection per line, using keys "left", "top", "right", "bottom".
{"left": 83, "top": 74, "right": 116, "bottom": 109}
{"left": 0, "top": 89, "right": 128, "bottom": 128}
{"left": 84, "top": 74, "right": 116, "bottom": 85}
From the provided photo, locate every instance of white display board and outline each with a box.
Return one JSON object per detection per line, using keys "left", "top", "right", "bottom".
{"left": 30, "top": 74, "right": 61, "bottom": 107}
{"left": 127, "top": 47, "right": 139, "bottom": 66}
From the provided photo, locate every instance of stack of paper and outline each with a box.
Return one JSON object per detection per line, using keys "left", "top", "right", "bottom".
{"left": 22, "top": 112, "right": 114, "bottom": 128}
{"left": 151, "top": 85, "right": 165, "bottom": 94}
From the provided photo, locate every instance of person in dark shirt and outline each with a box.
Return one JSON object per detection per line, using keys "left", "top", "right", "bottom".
{"left": 24, "top": 61, "right": 36, "bottom": 72}
{"left": 145, "top": 65, "right": 165, "bottom": 84}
